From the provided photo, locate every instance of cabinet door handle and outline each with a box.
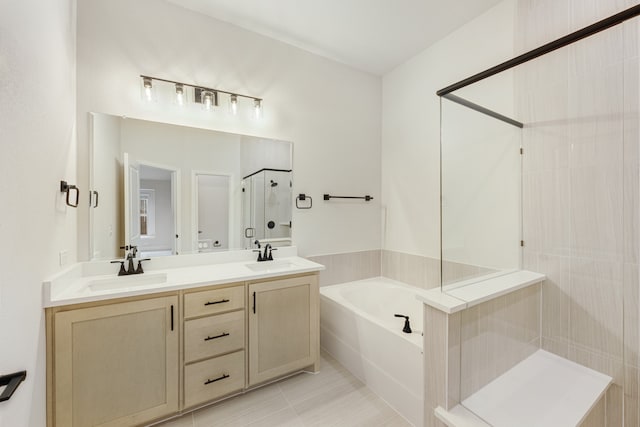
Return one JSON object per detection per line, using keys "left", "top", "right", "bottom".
{"left": 170, "top": 305, "right": 174, "bottom": 331}
{"left": 204, "top": 332, "right": 229, "bottom": 341}
{"left": 204, "top": 374, "right": 229, "bottom": 385}
{"left": 252, "top": 292, "right": 256, "bottom": 314}
{"left": 204, "top": 299, "right": 230, "bottom": 306}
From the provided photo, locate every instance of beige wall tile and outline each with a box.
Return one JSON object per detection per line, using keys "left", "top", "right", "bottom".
{"left": 568, "top": 345, "right": 623, "bottom": 386}
{"left": 579, "top": 395, "right": 605, "bottom": 427}
{"left": 447, "top": 312, "right": 461, "bottom": 410}
{"left": 307, "top": 250, "right": 380, "bottom": 287}
{"left": 607, "top": 383, "right": 623, "bottom": 427}
{"left": 625, "top": 365, "right": 639, "bottom": 427}
{"left": 569, "top": 259, "right": 623, "bottom": 358}
{"left": 624, "top": 263, "right": 639, "bottom": 368}
{"left": 541, "top": 337, "right": 569, "bottom": 359}
{"left": 424, "top": 306, "right": 448, "bottom": 427}
{"left": 459, "top": 286, "right": 540, "bottom": 400}
{"left": 441, "top": 260, "right": 496, "bottom": 287}
{"left": 381, "top": 250, "right": 440, "bottom": 289}
{"left": 539, "top": 254, "right": 570, "bottom": 346}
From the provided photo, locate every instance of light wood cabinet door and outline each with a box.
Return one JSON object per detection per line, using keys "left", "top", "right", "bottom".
{"left": 53, "top": 296, "right": 179, "bottom": 427}
{"left": 248, "top": 275, "right": 319, "bottom": 386}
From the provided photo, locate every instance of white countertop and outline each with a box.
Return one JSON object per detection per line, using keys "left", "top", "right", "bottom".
{"left": 417, "top": 270, "right": 546, "bottom": 314}
{"left": 43, "top": 247, "right": 324, "bottom": 307}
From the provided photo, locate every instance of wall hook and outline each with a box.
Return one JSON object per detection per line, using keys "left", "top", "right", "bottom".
{"left": 60, "top": 181, "right": 79, "bottom": 208}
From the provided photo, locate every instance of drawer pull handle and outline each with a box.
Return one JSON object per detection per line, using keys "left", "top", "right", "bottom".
{"left": 204, "top": 332, "right": 230, "bottom": 341}
{"left": 204, "top": 374, "right": 229, "bottom": 385}
{"left": 204, "top": 299, "right": 230, "bottom": 306}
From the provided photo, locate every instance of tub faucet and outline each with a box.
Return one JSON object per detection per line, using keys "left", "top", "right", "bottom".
{"left": 394, "top": 314, "right": 412, "bottom": 334}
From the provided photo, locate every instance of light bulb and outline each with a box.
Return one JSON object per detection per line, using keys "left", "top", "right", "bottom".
{"left": 141, "top": 77, "right": 154, "bottom": 102}
{"left": 202, "top": 90, "right": 215, "bottom": 110}
{"left": 254, "top": 99, "right": 262, "bottom": 119}
{"left": 175, "top": 84, "right": 185, "bottom": 106}
{"left": 229, "top": 94, "right": 238, "bottom": 115}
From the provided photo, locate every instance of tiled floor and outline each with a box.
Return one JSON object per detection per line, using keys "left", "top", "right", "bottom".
{"left": 154, "top": 351, "right": 412, "bottom": 427}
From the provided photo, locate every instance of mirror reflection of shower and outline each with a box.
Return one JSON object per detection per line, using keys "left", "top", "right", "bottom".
{"left": 242, "top": 169, "right": 292, "bottom": 249}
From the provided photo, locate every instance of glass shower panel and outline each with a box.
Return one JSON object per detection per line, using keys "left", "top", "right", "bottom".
{"left": 442, "top": 14, "right": 633, "bottom": 425}
{"left": 263, "top": 170, "right": 292, "bottom": 240}
{"left": 440, "top": 97, "right": 522, "bottom": 290}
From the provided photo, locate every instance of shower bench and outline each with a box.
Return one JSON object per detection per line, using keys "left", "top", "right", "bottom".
{"left": 434, "top": 349, "right": 611, "bottom": 427}
{"left": 418, "top": 270, "right": 612, "bottom": 427}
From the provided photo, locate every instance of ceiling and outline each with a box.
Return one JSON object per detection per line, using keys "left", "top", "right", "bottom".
{"left": 167, "top": 0, "right": 504, "bottom": 75}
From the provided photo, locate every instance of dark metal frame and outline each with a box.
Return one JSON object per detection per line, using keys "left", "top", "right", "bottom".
{"left": 242, "top": 168, "right": 292, "bottom": 180}
{"left": 0, "top": 371, "right": 26, "bottom": 403}
{"left": 437, "top": 4, "right": 640, "bottom": 127}
{"left": 437, "top": 4, "right": 640, "bottom": 97}
{"left": 442, "top": 94, "right": 523, "bottom": 128}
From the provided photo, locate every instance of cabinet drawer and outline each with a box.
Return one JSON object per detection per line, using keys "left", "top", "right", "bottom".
{"left": 184, "top": 285, "right": 244, "bottom": 318}
{"left": 185, "top": 311, "right": 244, "bottom": 363}
{"left": 184, "top": 351, "right": 245, "bottom": 408}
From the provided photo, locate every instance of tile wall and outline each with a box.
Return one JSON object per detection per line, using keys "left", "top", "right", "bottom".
{"left": 307, "top": 250, "right": 381, "bottom": 287}
{"left": 381, "top": 250, "right": 496, "bottom": 289}
{"left": 516, "top": 0, "right": 640, "bottom": 424}
{"left": 308, "top": 249, "right": 494, "bottom": 289}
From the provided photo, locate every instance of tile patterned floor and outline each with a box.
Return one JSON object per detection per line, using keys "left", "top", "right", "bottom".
{"left": 154, "top": 351, "right": 412, "bottom": 427}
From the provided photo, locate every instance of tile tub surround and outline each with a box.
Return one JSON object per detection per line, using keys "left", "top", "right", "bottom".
{"left": 153, "top": 351, "right": 411, "bottom": 427}
{"left": 307, "top": 250, "right": 381, "bottom": 286}
{"left": 381, "top": 249, "right": 496, "bottom": 290}
{"left": 308, "top": 249, "right": 498, "bottom": 290}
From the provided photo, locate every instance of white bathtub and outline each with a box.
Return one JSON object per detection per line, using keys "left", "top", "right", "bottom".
{"left": 320, "top": 277, "right": 424, "bottom": 426}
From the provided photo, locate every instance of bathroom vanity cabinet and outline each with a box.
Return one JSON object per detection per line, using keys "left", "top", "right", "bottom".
{"left": 248, "top": 275, "right": 319, "bottom": 386}
{"left": 48, "top": 295, "right": 179, "bottom": 427}
{"left": 46, "top": 272, "right": 319, "bottom": 427}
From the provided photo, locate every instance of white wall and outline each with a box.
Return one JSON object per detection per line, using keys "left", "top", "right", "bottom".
{"left": 0, "top": 1, "right": 76, "bottom": 425}
{"left": 77, "top": 0, "right": 382, "bottom": 258}
{"left": 381, "top": 0, "right": 516, "bottom": 259}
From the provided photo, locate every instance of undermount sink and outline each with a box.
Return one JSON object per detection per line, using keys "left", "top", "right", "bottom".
{"left": 245, "top": 260, "right": 296, "bottom": 273}
{"left": 88, "top": 273, "right": 168, "bottom": 291}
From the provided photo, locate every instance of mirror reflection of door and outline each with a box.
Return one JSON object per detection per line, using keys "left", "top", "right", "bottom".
{"left": 123, "top": 153, "right": 140, "bottom": 246}
{"left": 196, "top": 174, "right": 230, "bottom": 252}
{"left": 125, "top": 155, "right": 178, "bottom": 258}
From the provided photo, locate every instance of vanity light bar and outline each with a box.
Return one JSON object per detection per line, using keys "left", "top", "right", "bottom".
{"left": 139, "top": 75, "right": 262, "bottom": 110}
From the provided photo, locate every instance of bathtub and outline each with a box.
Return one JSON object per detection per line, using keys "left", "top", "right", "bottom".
{"left": 320, "top": 277, "right": 424, "bottom": 426}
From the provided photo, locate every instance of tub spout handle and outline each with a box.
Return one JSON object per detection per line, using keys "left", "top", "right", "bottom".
{"left": 394, "top": 314, "right": 412, "bottom": 334}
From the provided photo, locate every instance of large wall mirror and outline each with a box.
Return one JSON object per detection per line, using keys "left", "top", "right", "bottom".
{"left": 90, "top": 113, "right": 293, "bottom": 260}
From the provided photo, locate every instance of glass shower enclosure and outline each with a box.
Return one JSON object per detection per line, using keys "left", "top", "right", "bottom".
{"left": 242, "top": 168, "right": 293, "bottom": 249}
{"left": 438, "top": 4, "right": 640, "bottom": 424}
